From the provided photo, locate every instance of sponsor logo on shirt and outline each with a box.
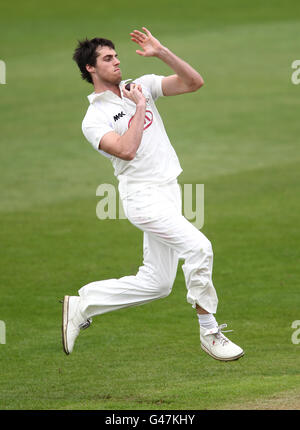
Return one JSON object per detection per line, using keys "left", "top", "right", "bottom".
{"left": 113, "top": 111, "right": 126, "bottom": 122}
{"left": 128, "top": 110, "right": 153, "bottom": 130}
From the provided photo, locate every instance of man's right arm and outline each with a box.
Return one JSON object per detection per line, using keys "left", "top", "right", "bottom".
{"left": 99, "top": 84, "right": 146, "bottom": 161}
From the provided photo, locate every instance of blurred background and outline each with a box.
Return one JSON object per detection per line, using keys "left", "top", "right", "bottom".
{"left": 0, "top": 0, "right": 299, "bottom": 410}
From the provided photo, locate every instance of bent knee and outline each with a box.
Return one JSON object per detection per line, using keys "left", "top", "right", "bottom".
{"left": 203, "top": 238, "right": 213, "bottom": 254}
{"left": 151, "top": 276, "right": 174, "bottom": 298}
{"left": 191, "top": 237, "right": 213, "bottom": 257}
{"left": 158, "top": 282, "right": 173, "bottom": 298}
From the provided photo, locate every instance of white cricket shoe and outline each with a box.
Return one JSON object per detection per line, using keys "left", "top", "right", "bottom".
{"left": 200, "top": 324, "right": 244, "bottom": 361}
{"left": 62, "top": 295, "right": 92, "bottom": 355}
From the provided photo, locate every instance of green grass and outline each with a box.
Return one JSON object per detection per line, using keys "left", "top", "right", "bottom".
{"left": 0, "top": 0, "right": 300, "bottom": 410}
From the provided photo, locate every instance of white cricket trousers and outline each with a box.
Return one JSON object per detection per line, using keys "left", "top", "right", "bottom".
{"left": 78, "top": 180, "right": 218, "bottom": 318}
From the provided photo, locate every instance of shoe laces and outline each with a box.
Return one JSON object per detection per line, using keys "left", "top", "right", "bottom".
{"left": 79, "top": 318, "right": 92, "bottom": 330}
{"left": 216, "top": 324, "right": 234, "bottom": 346}
{"left": 204, "top": 323, "right": 233, "bottom": 345}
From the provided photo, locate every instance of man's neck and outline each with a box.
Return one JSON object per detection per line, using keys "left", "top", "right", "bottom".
{"left": 93, "top": 81, "right": 121, "bottom": 98}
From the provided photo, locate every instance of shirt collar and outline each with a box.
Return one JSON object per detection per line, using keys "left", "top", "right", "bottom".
{"left": 87, "top": 79, "right": 132, "bottom": 104}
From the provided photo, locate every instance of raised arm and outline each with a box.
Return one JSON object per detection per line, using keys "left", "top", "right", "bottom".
{"left": 130, "top": 27, "right": 204, "bottom": 96}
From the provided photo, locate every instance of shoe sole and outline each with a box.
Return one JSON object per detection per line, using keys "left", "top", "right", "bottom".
{"left": 62, "top": 295, "right": 70, "bottom": 355}
{"left": 201, "top": 344, "right": 244, "bottom": 361}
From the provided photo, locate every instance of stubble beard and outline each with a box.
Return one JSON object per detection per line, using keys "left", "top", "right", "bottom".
{"left": 97, "top": 70, "right": 122, "bottom": 87}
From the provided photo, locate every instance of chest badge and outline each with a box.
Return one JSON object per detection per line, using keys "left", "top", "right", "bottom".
{"left": 128, "top": 110, "right": 153, "bottom": 130}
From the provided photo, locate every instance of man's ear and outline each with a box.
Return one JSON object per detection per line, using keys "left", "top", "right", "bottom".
{"left": 86, "top": 64, "right": 94, "bottom": 73}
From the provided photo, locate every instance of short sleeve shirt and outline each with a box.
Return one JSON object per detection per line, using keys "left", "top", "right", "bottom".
{"left": 82, "top": 74, "right": 182, "bottom": 195}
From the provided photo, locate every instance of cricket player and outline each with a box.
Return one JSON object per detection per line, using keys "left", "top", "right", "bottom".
{"left": 63, "top": 27, "right": 244, "bottom": 361}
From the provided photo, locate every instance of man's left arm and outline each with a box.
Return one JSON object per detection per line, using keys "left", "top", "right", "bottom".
{"left": 130, "top": 27, "right": 204, "bottom": 96}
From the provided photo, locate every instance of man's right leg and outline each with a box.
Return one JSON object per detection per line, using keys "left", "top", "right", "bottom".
{"left": 62, "top": 229, "right": 179, "bottom": 354}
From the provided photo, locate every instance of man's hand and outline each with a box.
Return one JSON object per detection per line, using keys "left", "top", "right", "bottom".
{"left": 130, "top": 27, "right": 163, "bottom": 57}
{"left": 122, "top": 83, "right": 146, "bottom": 106}
{"left": 130, "top": 27, "right": 204, "bottom": 96}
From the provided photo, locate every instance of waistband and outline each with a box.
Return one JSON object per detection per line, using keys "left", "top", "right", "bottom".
{"left": 118, "top": 177, "right": 179, "bottom": 199}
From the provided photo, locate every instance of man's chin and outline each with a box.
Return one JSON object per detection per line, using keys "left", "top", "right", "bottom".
{"left": 115, "top": 74, "right": 122, "bottom": 85}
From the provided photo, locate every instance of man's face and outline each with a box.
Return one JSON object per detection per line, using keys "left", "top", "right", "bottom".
{"left": 90, "top": 46, "right": 122, "bottom": 85}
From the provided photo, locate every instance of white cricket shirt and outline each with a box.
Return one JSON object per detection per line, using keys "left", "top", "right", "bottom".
{"left": 82, "top": 74, "right": 182, "bottom": 197}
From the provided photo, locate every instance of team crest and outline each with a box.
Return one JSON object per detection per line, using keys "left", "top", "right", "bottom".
{"left": 128, "top": 110, "right": 153, "bottom": 130}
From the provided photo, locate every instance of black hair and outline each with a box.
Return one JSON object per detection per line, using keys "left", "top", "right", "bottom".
{"left": 72, "top": 37, "right": 115, "bottom": 84}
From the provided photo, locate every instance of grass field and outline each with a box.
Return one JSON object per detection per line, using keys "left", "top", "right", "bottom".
{"left": 0, "top": 0, "right": 300, "bottom": 410}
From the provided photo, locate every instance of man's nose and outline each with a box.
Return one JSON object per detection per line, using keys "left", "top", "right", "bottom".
{"left": 114, "top": 57, "right": 120, "bottom": 66}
